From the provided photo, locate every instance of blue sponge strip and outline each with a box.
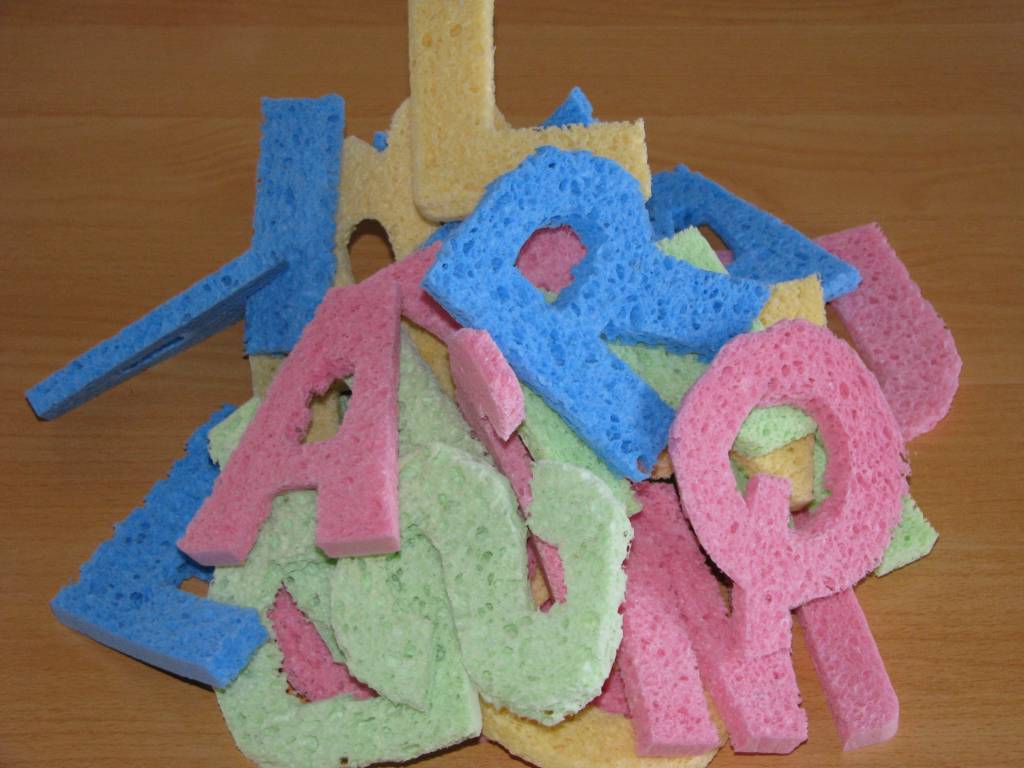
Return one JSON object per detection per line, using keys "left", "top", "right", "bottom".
{"left": 647, "top": 165, "right": 860, "bottom": 301}
{"left": 423, "top": 148, "right": 767, "bottom": 480}
{"left": 372, "top": 130, "right": 389, "bottom": 151}
{"left": 26, "top": 95, "right": 345, "bottom": 418}
{"left": 26, "top": 250, "right": 284, "bottom": 420}
{"left": 50, "top": 406, "right": 267, "bottom": 688}
{"left": 244, "top": 95, "right": 345, "bottom": 354}
{"left": 542, "top": 86, "right": 595, "bottom": 127}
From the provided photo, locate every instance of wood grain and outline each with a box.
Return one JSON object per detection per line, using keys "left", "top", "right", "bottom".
{"left": 1, "top": 2, "right": 1022, "bottom": 767}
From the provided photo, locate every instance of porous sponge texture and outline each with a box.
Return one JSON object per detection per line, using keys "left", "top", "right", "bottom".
{"left": 671, "top": 321, "right": 907, "bottom": 657}
{"left": 593, "top": 664, "right": 630, "bottom": 715}
{"left": 446, "top": 326, "right": 569, "bottom": 600}
{"left": 335, "top": 85, "right": 599, "bottom": 285}
{"left": 618, "top": 483, "right": 721, "bottom": 755}
{"left": 245, "top": 96, "right": 344, "bottom": 354}
{"left": 208, "top": 390, "right": 481, "bottom": 768}
{"left": 520, "top": 386, "right": 640, "bottom": 516}
{"left": 482, "top": 702, "right": 718, "bottom": 768}
{"left": 424, "top": 147, "right": 766, "bottom": 479}
{"left": 796, "top": 589, "right": 899, "bottom": 750}
{"left": 646, "top": 164, "right": 860, "bottom": 302}
{"left": 50, "top": 406, "right": 267, "bottom": 688}
{"left": 516, "top": 225, "right": 588, "bottom": 294}
{"left": 447, "top": 329, "right": 523, "bottom": 440}
{"left": 757, "top": 275, "right": 826, "bottom": 329}
{"left": 732, "top": 430, "right": 815, "bottom": 511}
{"left": 450, "top": 330, "right": 535, "bottom": 511}
{"left": 607, "top": 233, "right": 817, "bottom": 462}
{"left": 406, "top": 322, "right": 455, "bottom": 395}
{"left": 396, "top": 332, "right": 489, "bottom": 461}
{"left": 329, "top": 335, "right": 490, "bottom": 709}
{"left": 810, "top": 434, "right": 938, "bottom": 575}
{"left": 542, "top": 85, "right": 595, "bottom": 128}
{"left": 730, "top": 275, "right": 826, "bottom": 461}
{"left": 366, "top": 243, "right": 460, "bottom": 343}
{"left": 332, "top": 89, "right": 601, "bottom": 391}
{"left": 335, "top": 99, "right": 435, "bottom": 282}
{"left": 403, "top": 445, "right": 633, "bottom": 725}
{"left": 207, "top": 401, "right": 347, "bottom": 664}
{"left": 657, "top": 226, "right": 728, "bottom": 273}
{"left": 729, "top": 276, "right": 824, "bottom": 508}
{"left": 181, "top": 279, "right": 403, "bottom": 565}
{"left": 408, "top": 0, "right": 649, "bottom": 221}
{"left": 658, "top": 485, "right": 807, "bottom": 753}
{"left": 606, "top": 228, "right": 722, "bottom": 410}
{"left": 731, "top": 405, "right": 817, "bottom": 458}
{"left": 333, "top": 337, "right": 624, "bottom": 728}
{"left": 268, "top": 586, "right": 374, "bottom": 703}
{"left": 825, "top": 223, "right": 961, "bottom": 441}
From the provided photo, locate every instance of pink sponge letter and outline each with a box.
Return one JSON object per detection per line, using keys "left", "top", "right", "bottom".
{"left": 824, "top": 223, "right": 961, "bottom": 441}
{"left": 797, "top": 589, "right": 899, "bottom": 750}
{"left": 594, "top": 662, "right": 630, "bottom": 715}
{"left": 670, "top": 320, "right": 907, "bottom": 658}
{"left": 667, "top": 483, "right": 807, "bottom": 753}
{"left": 179, "top": 279, "right": 402, "bottom": 564}
{"left": 617, "top": 482, "right": 719, "bottom": 755}
{"left": 368, "top": 242, "right": 461, "bottom": 344}
{"left": 449, "top": 328, "right": 525, "bottom": 441}
{"left": 448, "top": 328, "right": 566, "bottom": 601}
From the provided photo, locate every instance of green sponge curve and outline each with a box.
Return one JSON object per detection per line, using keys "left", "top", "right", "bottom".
{"left": 333, "top": 333, "right": 630, "bottom": 724}
{"left": 328, "top": 335, "right": 489, "bottom": 710}
{"left": 333, "top": 336, "right": 633, "bottom": 725}
{"left": 520, "top": 385, "right": 640, "bottom": 515}
{"left": 208, "top": 382, "right": 481, "bottom": 768}
{"left": 402, "top": 444, "right": 633, "bottom": 725}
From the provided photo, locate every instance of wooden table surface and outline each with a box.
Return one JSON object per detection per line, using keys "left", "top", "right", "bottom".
{"left": 2, "top": 2, "right": 1022, "bottom": 767}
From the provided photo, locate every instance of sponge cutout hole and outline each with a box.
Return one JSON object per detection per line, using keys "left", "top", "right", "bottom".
{"left": 348, "top": 219, "right": 396, "bottom": 282}
{"left": 729, "top": 409, "right": 824, "bottom": 527}
{"left": 527, "top": 537, "right": 564, "bottom": 613}
{"left": 178, "top": 576, "right": 209, "bottom": 598}
{"left": 123, "top": 334, "right": 187, "bottom": 375}
{"left": 300, "top": 376, "right": 353, "bottom": 445}
{"left": 268, "top": 585, "right": 377, "bottom": 705}
{"left": 696, "top": 224, "right": 728, "bottom": 254}
{"left": 514, "top": 225, "right": 586, "bottom": 300}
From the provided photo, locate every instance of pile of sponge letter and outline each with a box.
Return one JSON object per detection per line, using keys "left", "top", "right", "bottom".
{"left": 38, "top": 2, "right": 959, "bottom": 767}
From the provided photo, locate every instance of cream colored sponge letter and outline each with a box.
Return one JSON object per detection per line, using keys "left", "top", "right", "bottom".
{"left": 335, "top": 101, "right": 436, "bottom": 284}
{"left": 408, "top": 0, "right": 650, "bottom": 221}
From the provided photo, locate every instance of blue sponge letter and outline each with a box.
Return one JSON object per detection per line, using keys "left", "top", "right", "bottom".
{"left": 647, "top": 165, "right": 860, "bottom": 301}
{"left": 26, "top": 94, "right": 346, "bottom": 419}
{"left": 244, "top": 95, "right": 346, "bottom": 353}
{"left": 26, "top": 250, "right": 283, "bottom": 420}
{"left": 414, "top": 88, "right": 597, "bottom": 252}
{"left": 50, "top": 406, "right": 267, "bottom": 688}
{"left": 423, "top": 148, "right": 767, "bottom": 480}
{"left": 542, "top": 86, "right": 595, "bottom": 128}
